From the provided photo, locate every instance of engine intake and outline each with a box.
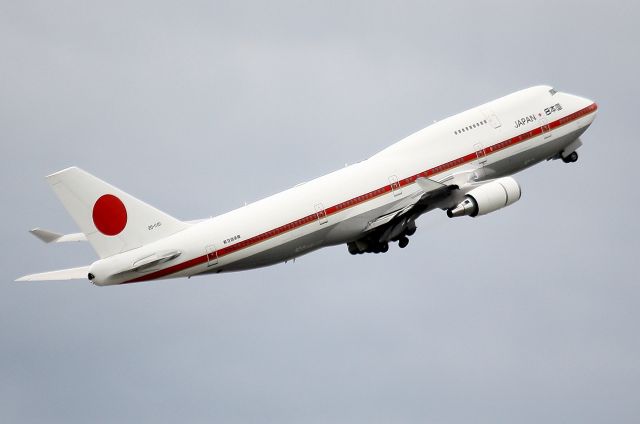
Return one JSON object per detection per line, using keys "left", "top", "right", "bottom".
{"left": 447, "top": 177, "right": 521, "bottom": 218}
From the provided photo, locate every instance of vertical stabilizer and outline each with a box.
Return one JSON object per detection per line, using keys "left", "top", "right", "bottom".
{"left": 46, "top": 167, "right": 188, "bottom": 258}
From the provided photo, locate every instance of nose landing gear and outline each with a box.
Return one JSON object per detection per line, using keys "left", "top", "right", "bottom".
{"left": 562, "top": 151, "right": 579, "bottom": 163}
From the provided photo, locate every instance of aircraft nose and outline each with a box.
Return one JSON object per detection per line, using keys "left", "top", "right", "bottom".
{"left": 580, "top": 95, "right": 597, "bottom": 111}
{"left": 581, "top": 96, "right": 598, "bottom": 124}
{"left": 571, "top": 93, "right": 597, "bottom": 113}
{"left": 564, "top": 92, "right": 598, "bottom": 125}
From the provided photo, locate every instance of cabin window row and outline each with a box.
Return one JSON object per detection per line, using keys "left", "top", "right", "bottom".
{"left": 454, "top": 119, "right": 488, "bottom": 135}
{"left": 336, "top": 188, "right": 388, "bottom": 210}
{"left": 432, "top": 156, "right": 465, "bottom": 174}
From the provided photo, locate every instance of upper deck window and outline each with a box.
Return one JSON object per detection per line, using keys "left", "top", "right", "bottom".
{"left": 454, "top": 119, "right": 491, "bottom": 135}
{"left": 549, "top": 88, "right": 558, "bottom": 95}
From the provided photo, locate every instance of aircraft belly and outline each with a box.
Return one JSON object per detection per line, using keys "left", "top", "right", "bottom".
{"left": 216, "top": 226, "right": 335, "bottom": 271}
{"left": 482, "top": 126, "right": 588, "bottom": 179}
{"left": 212, "top": 195, "right": 414, "bottom": 272}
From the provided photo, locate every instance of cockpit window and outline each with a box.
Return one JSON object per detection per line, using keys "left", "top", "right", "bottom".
{"left": 549, "top": 88, "right": 558, "bottom": 95}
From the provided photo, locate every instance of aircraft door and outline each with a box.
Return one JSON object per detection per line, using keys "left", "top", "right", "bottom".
{"left": 474, "top": 143, "right": 487, "bottom": 166}
{"left": 205, "top": 244, "right": 218, "bottom": 267}
{"left": 314, "top": 203, "right": 328, "bottom": 225}
{"left": 473, "top": 143, "right": 488, "bottom": 181}
{"left": 482, "top": 109, "right": 502, "bottom": 129}
{"left": 389, "top": 175, "right": 402, "bottom": 197}
{"left": 540, "top": 115, "right": 552, "bottom": 139}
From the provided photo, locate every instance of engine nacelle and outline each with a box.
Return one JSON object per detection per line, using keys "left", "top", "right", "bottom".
{"left": 447, "top": 177, "right": 521, "bottom": 218}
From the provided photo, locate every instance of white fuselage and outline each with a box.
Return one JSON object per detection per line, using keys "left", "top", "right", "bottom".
{"left": 89, "top": 86, "right": 597, "bottom": 285}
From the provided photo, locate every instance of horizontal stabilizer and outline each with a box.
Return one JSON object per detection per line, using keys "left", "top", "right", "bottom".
{"left": 30, "top": 228, "right": 87, "bottom": 243}
{"left": 16, "top": 266, "right": 90, "bottom": 282}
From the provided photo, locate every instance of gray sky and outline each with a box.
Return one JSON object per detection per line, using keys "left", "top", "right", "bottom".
{"left": 1, "top": 1, "right": 639, "bottom": 423}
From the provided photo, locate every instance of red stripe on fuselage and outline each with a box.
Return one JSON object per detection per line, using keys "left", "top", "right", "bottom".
{"left": 124, "top": 103, "right": 597, "bottom": 283}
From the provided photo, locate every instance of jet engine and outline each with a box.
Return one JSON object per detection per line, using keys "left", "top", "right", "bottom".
{"left": 447, "top": 177, "right": 521, "bottom": 218}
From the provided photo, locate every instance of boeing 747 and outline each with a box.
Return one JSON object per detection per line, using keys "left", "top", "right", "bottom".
{"left": 17, "top": 85, "right": 597, "bottom": 285}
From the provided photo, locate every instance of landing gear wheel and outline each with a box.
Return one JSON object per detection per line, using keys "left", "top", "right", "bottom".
{"left": 348, "top": 243, "right": 359, "bottom": 255}
{"left": 380, "top": 243, "right": 389, "bottom": 253}
{"left": 398, "top": 236, "right": 409, "bottom": 249}
{"left": 562, "top": 151, "right": 578, "bottom": 163}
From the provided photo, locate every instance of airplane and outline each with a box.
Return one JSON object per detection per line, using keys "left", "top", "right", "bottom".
{"left": 17, "top": 85, "right": 597, "bottom": 286}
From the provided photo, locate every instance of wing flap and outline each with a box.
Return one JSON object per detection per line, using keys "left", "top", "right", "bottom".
{"left": 366, "top": 177, "right": 453, "bottom": 231}
{"left": 365, "top": 204, "right": 414, "bottom": 231}
{"left": 16, "top": 266, "right": 90, "bottom": 282}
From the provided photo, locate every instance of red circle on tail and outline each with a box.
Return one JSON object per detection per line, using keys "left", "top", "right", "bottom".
{"left": 92, "top": 194, "right": 127, "bottom": 236}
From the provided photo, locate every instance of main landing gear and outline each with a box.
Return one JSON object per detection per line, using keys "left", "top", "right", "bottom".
{"left": 348, "top": 241, "right": 390, "bottom": 255}
{"left": 562, "top": 151, "right": 579, "bottom": 163}
{"left": 347, "top": 226, "right": 414, "bottom": 255}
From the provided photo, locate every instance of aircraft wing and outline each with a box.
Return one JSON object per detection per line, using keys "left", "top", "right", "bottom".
{"left": 16, "top": 266, "right": 90, "bottom": 282}
{"left": 359, "top": 177, "right": 457, "bottom": 247}
{"left": 415, "top": 177, "right": 448, "bottom": 193}
{"left": 414, "top": 177, "right": 456, "bottom": 205}
{"left": 367, "top": 177, "right": 455, "bottom": 228}
{"left": 365, "top": 205, "right": 413, "bottom": 230}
